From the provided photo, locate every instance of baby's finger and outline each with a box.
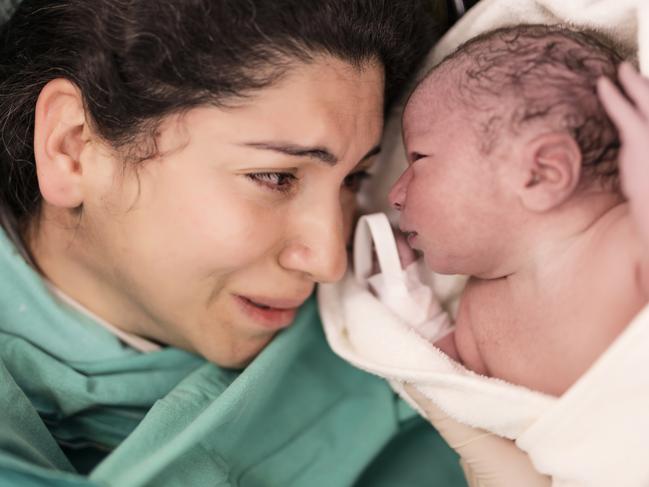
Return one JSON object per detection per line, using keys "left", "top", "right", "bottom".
{"left": 618, "top": 62, "right": 649, "bottom": 118}
{"left": 395, "top": 230, "right": 417, "bottom": 267}
{"left": 597, "top": 76, "right": 644, "bottom": 139}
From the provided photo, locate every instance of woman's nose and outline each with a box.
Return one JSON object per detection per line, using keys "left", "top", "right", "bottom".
{"left": 388, "top": 167, "right": 413, "bottom": 211}
{"left": 279, "top": 201, "right": 347, "bottom": 283}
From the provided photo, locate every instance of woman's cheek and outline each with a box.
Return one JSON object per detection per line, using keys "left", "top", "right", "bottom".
{"left": 186, "top": 205, "right": 277, "bottom": 267}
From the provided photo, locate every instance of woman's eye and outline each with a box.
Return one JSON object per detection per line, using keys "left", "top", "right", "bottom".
{"left": 343, "top": 170, "right": 371, "bottom": 193}
{"left": 247, "top": 172, "right": 297, "bottom": 193}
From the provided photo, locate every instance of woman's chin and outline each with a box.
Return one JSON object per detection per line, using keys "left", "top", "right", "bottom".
{"left": 200, "top": 334, "right": 276, "bottom": 370}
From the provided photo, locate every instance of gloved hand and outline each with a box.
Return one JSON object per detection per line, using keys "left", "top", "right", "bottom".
{"left": 403, "top": 384, "right": 551, "bottom": 487}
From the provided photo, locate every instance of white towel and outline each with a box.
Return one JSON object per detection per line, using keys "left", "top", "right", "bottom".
{"left": 318, "top": 270, "right": 556, "bottom": 440}
{"left": 319, "top": 265, "right": 649, "bottom": 486}
{"left": 322, "top": 3, "right": 649, "bottom": 485}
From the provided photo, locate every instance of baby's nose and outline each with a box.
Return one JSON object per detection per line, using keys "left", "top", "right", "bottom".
{"left": 388, "top": 167, "right": 413, "bottom": 211}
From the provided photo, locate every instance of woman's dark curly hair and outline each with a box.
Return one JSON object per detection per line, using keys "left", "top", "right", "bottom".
{"left": 0, "top": 0, "right": 441, "bottom": 246}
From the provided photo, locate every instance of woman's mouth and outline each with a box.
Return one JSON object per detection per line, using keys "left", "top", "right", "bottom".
{"left": 234, "top": 295, "right": 305, "bottom": 329}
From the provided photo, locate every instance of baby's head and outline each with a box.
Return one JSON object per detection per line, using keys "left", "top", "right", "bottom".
{"left": 391, "top": 25, "right": 623, "bottom": 277}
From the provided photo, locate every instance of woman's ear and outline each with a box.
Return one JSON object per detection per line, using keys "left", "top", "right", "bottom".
{"left": 33, "top": 78, "right": 89, "bottom": 209}
{"left": 515, "top": 132, "right": 582, "bottom": 212}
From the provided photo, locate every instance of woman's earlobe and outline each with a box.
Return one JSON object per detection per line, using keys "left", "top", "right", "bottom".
{"left": 517, "top": 132, "right": 582, "bottom": 212}
{"left": 33, "top": 78, "right": 88, "bottom": 209}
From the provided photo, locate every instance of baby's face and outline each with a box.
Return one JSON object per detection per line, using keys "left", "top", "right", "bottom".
{"left": 390, "top": 79, "right": 524, "bottom": 277}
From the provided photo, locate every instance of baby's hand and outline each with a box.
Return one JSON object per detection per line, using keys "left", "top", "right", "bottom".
{"left": 395, "top": 230, "right": 417, "bottom": 268}
{"left": 370, "top": 229, "right": 417, "bottom": 275}
{"left": 598, "top": 63, "right": 649, "bottom": 242}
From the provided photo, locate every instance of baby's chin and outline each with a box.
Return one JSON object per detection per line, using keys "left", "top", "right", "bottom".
{"left": 421, "top": 251, "right": 492, "bottom": 278}
{"left": 422, "top": 254, "right": 464, "bottom": 276}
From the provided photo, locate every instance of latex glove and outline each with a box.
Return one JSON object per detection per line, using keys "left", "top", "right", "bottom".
{"left": 598, "top": 63, "right": 649, "bottom": 244}
{"left": 403, "top": 384, "right": 551, "bottom": 487}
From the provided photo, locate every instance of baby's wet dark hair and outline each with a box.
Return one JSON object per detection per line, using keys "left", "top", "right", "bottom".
{"left": 431, "top": 24, "right": 623, "bottom": 189}
{"left": 0, "top": 0, "right": 441, "bottom": 246}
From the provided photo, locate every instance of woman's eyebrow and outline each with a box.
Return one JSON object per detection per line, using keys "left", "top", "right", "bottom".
{"left": 240, "top": 142, "right": 381, "bottom": 165}
{"left": 241, "top": 141, "right": 338, "bottom": 164}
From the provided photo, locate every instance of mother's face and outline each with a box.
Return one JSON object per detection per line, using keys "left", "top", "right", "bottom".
{"left": 37, "top": 57, "right": 384, "bottom": 367}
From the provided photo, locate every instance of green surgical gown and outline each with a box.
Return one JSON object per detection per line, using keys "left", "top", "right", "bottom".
{"left": 0, "top": 226, "right": 465, "bottom": 486}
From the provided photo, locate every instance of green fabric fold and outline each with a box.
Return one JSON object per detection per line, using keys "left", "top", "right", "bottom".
{"left": 0, "top": 228, "right": 204, "bottom": 451}
{"left": 92, "top": 299, "right": 402, "bottom": 486}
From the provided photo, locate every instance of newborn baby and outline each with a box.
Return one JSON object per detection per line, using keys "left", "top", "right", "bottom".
{"left": 389, "top": 24, "right": 649, "bottom": 396}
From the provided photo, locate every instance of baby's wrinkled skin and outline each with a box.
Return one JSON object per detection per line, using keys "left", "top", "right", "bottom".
{"left": 390, "top": 33, "right": 649, "bottom": 396}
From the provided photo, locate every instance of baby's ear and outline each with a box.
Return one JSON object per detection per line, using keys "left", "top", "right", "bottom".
{"left": 515, "top": 132, "right": 582, "bottom": 212}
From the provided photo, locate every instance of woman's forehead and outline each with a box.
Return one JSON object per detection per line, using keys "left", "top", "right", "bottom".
{"left": 173, "top": 59, "right": 384, "bottom": 161}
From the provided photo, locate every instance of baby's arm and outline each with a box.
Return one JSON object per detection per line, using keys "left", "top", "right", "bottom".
{"left": 598, "top": 63, "right": 649, "bottom": 244}
{"left": 433, "top": 330, "right": 461, "bottom": 362}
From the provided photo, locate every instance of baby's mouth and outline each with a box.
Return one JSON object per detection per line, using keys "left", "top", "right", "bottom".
{"left": 405, "top": 231, "right": 418, "bottom": 245}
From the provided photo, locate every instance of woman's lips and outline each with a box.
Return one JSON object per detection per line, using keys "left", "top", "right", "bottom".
{"left": 234, "top": 295, "right": 304, "bottom": 329}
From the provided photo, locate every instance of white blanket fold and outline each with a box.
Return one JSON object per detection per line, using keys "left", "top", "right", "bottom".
{"left": 318, "top": 274, "right": 555, "bottom": 440}
{"left": 319, "top": 270, "right": 649, "bottom": 486}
